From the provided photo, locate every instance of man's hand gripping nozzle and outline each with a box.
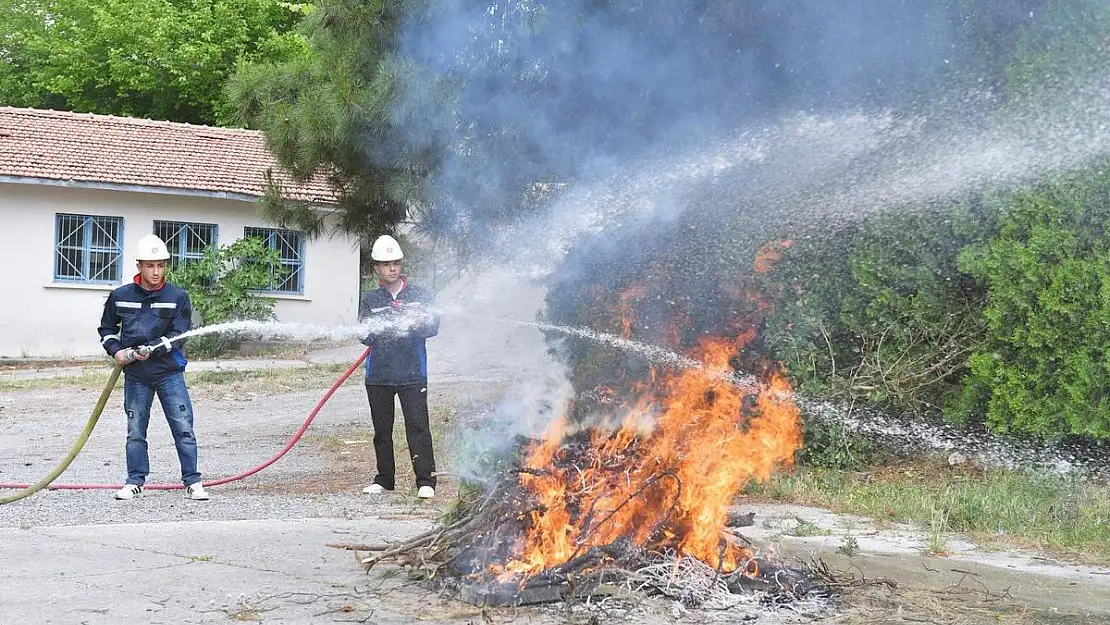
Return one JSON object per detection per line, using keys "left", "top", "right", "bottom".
{"left": 120, "top": 342, "right": 158, "bottom": 364}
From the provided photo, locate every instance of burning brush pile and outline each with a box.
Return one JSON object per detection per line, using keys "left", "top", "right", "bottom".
{"left": 352, "top": 335, "right": 829, "bottom": 613}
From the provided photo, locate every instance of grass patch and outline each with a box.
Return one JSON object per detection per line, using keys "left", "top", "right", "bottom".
{"left": 0, "top": 367, "right": 115, "bottom": 391}
{"left": 186, "top": 363, "right": 352, "bottom": 393}
{"left": 746, "top": 460, "right": 1110, "bottom": 564}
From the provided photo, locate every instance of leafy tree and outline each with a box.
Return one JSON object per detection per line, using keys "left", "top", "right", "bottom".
{"left": 0, "top": 0, "right": 311, "bottom": 125}
{"left": 224, "top": 0, "right": 430, "bottom": 240}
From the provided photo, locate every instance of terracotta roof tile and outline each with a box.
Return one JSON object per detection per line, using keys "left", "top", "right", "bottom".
{"left": 0, "top": 107, "right": 337, "bottom": 203}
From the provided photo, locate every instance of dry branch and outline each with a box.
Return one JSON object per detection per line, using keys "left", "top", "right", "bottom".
{"left": 343, "top": 471, "right": 831, "bottom": 612}
{"left": 328, "top": 542, "right": 389, "bottom": 552}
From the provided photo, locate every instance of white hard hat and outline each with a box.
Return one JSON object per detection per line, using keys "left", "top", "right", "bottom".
{"left": 136, "top": 234, "right": 171, "bottom": 261}
{"left": 371, "top": 235, "right": 404, "bottom": 262}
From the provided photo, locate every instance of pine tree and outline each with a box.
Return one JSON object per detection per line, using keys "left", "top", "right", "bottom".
{"left": 225, "top": 0, "right": 439, "bottom": 240}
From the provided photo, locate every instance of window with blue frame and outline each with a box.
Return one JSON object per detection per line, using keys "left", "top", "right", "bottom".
{"left": 54, "top": 214, "right": 124, "bottom": 284}
{"left": 153, "top": 220, "right": 218, "bottom": 269}
{"left": 243, "top": 226, "right": 304, "bottom": 293}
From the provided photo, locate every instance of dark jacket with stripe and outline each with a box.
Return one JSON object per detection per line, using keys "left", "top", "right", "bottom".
{"left": 359, "top": 279, "right": 439, "bottom": 386}
{"left": 98, "top": 277, "right": 192, "bottom": 384}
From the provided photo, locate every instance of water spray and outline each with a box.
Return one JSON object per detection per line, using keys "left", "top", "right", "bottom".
{"left": 4, "top": 304, "right": 1104, "bottom": 501}
{"left": 0, "top": 309, "right": 745, "bottom": 502}
{"left": 451, "top": 312, "right": 1110, "bottom": 479}
{"left": 476, "top": 315, "right": 758, "bottom": 390}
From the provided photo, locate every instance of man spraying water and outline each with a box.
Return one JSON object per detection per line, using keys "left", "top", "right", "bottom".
{"left": 97, "top": 234, "right": 209, "bottom": 501}
{"left": 359, "top": 235, "right": 441, "bottom": 499}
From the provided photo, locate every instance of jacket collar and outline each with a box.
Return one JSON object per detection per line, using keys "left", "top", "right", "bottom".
{"left": 379, "top": 275, "right": 407, "bottom": 298}
{"left": 133, "top": 274, "right": 165, "bottom": 292}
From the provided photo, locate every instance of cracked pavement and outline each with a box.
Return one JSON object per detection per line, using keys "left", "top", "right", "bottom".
{"left": 0, "top": 517, "right": 466, "bottom": 624}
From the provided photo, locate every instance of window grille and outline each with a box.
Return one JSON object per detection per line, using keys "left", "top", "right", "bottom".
{"left": 243, "top": 226, "right": 304, "bottom": 293}
{"left": 54, "top": 214, "right": 124, "bottom": 283}
{"left": 153, "top": 220, "right": 218, "bottom": 269}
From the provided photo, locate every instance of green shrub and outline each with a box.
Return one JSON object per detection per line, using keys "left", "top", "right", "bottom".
{"left": 168, "top": 237, "right": 287, "bottom": 359}
{"left": 762, "top": 205, "right": 991, "bottom": 416}
{"left": 957, "top": 169, "right": 1110, "bottom": 439}
{"left": 1004, "top": 0, "right": 1110, "bottom": 100}
{"left": 795, "top": 420, "right": 880, "bottom": 470}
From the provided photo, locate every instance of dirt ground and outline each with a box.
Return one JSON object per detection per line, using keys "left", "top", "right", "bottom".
{"left": 1, "top": 274, "right": 1108, "bottom": 624}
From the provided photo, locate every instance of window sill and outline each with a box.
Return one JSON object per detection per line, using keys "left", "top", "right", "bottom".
{"left": 255, "top": 292, "right": 311, "bottom": 302}
{"left": 44, "top": 282, "right": 118, "bottom": 292}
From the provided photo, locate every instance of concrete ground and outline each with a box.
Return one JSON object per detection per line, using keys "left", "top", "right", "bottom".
{"left": 2, "top": 518, "right": 442, "bottom": 625}
{"left": 1, "top": 273, "right": 1108, "bottom": 624}
{"left": 4, "top": 500, "right": 1107, "bottom": 624}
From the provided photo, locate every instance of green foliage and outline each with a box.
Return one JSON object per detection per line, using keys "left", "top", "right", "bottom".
{"left": 757, "top": 177, "right": 1110, "bottom": 440}
{"left": 757, "top": 234, "right": 856, "bottom": 395}
{"left": 0, "top": 0, "right": 310, "bottom": 125}
{"left": 837, "top": 535, "right": 860, "bottom": 557}
{"left": 1004, "top": 0, "right": 1110, "bottom": 100}
{"left": 759, "top": 173, "right": 1110, "bottom": 441}
{"left": 796, "top": 421, "right": 880, "bottom": 471}
{"left": 957, "top": 169, "right": 1110, "bottom": 439}
{"left": 168, "top": 237, "right": 287, "bottom": 358}
{"left": 762, "top": 207, "right": 991, "bottom": 415}
{"left": 838, "top": 209, "right": 990, "bottom": 412}
{"left": 225, "top": 0, "right": 432, "bottom": 240}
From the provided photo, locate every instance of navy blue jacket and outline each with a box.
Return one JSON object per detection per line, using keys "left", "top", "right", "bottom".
{"left": 98, "top": 277, "right": 192, "bottom": 384}
{"left": 360, "top": 279, "right": 439, "bottom": 386}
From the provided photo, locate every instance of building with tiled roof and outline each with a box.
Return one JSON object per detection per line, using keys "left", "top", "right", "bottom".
{"left": 0, "top": 107, "right": 337, "bottom": 202}
{"left": 0, "top": 107, "right": 358, "bottom": 358}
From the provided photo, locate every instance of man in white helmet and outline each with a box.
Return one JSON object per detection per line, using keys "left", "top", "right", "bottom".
{"left": 97, "top": 234, "right": 209, "bottom": 501}
{"left": 359, "top": 234, "right": 441, "bottom": 499}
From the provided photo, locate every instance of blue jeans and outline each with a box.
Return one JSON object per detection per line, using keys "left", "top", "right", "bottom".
{"left": 123, "top": 372, "right": 200, "bottom": 486}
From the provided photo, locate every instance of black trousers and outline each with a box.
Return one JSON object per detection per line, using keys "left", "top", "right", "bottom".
{"left": 365, "top": 383, "right": 436, "bottom": 489}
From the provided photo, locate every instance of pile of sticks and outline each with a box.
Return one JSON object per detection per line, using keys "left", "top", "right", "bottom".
{"left": 329, "top": 467, "right": 827, "bottom": 609}
{"left": 327, "top": 429, "right": 853, "bottom": 608}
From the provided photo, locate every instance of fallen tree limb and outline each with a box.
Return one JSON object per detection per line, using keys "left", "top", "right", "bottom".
{"left": 328, "top": 542, "right": 389, "bottom": 552}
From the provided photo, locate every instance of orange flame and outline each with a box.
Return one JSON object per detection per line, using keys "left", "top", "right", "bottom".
{"left": 502, "top": 241, "right": 803, "bottom": 580}
{"left": 753, "top": 240, "right": 794, "bottom": 274}
{"left": 618, "top": 284, "right": 646, "bottom": 339}
{"left": 505, "top": 335, "right": 802, "bottom": 577}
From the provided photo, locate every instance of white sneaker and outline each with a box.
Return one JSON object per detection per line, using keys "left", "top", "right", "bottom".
{"left": 417, "top": 486, "right": 435, "bottom": 499}
{"left": 184, "top": 483, "right": 210, "bottom": 500}
{"left": 362, "top": 483, "right": 387, "bottom": 495}
{"left": 114, "top": 484, "right": 143, "bottom": 500}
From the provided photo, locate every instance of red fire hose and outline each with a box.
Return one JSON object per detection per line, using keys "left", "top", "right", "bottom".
{"left": 0, "top": 347, "right": 370, "bottom": 497}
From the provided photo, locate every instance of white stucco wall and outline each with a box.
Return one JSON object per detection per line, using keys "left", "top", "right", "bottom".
{"left": 0, "top": 182, "right": 360, "bottom": 358}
